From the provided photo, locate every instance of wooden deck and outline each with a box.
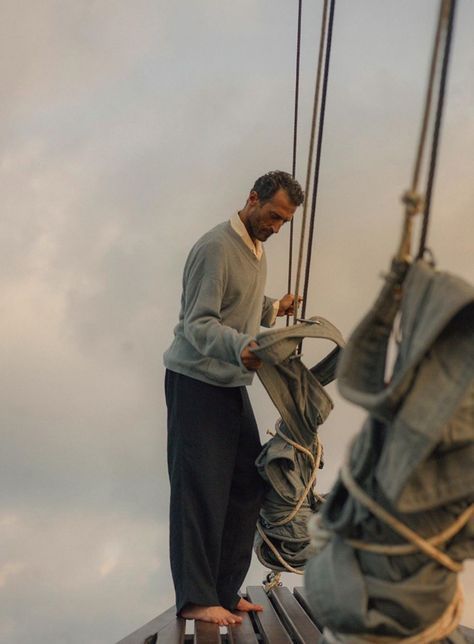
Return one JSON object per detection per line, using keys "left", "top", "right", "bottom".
{"left": 117, "top": 586, "right": 474, "bottom": 644}
{"left": 117, "top": 586, "right": 322, "bottom": 644}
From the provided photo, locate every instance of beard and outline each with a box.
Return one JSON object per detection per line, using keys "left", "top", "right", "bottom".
{"left": 248, "top": 218, "right": 272, "bottom": 242}
{"left": 259, "top": 230, "right": 273, "bottom": 241}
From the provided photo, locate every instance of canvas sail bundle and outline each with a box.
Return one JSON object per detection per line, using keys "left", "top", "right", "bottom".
{"left": 251, "top": 317, "right": 345, "bottom": 573}
{"left": 304, "top": 259, "right": 474, "bottom": 643}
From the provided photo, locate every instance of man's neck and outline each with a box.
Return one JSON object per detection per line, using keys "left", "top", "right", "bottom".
{"left": 231, "top": 212, "right": 262, "bottom": 259}
{"left": 238, "top": 210, "right": 256, "bottom": 243}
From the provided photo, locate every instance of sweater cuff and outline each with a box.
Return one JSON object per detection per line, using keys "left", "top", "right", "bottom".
{"left": 269, "top": 300, "right": 279, "bottom": 326}
{"left": 237, "top": 334, "right": 254, "bottom": 369}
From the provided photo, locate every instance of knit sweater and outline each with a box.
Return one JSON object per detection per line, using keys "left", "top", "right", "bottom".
{"left": 163, "top": 221, "right": 276, "bottom": 386}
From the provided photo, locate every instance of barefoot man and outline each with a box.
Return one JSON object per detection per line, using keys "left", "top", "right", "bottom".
{"left": 163, "top": 171, "right": 304, "bottom": 625}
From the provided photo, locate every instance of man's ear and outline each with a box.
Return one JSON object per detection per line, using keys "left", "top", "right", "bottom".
{"left": 248, "top": 190, "right": 260, "bottom": 205}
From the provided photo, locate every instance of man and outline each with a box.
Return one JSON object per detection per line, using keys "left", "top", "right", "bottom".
{"left": 163, "top": 170, "right": 304, "bottom": 625}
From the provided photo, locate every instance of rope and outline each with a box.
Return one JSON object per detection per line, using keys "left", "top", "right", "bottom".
{"left": 301, "top": 0, "right": 336, "bottom": 320}
{"left": 323, "top": 582, "right": 463, "bottom": 643}
{"left": 256, "top": 521, "right": 304, "bottom": 575}
{"left": 417, "top": 0, "right": 457, "bottom": 259}
{"left": 269, "top": 422, "right": 322, "bottom": 526}
{"left": 263, "top": 571, "right": 282, "bottom": 592}
{"left": 287, "top": 0, "right": 303, "bottom": 326}
{"left": 258, "top": 421, "right": 323, "bottom": 575}
{"left": 397, "top": 0, "right": 457, "bottom": 261}
{"left": 339, "top": 460, "right": 465, "bottom": 573}
{"left": 347, "top": 504, "right": 474, "bottom": 556}
{"left": 293, "top": 0, "right": 330, "bottom": 325}
{"left": 308, "top": 498, "right": 473, "bottom": 567}
{"left": 292, "top": 0, "right": 303, "bottom": 181}
{"left": 307, "top": 441, "right": 470, "bottom": 641}
{"left": 410, "top": 3, "right": 446, "bottom": 193}
{"left": 266, "top": 0, "right": 336, "bottom": 554}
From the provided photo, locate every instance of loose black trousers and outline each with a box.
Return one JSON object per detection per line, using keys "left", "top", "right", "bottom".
{"left": 165, "top": 370, "right": 265, "bottom": 613}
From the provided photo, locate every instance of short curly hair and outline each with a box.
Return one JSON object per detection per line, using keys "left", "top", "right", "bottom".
{"left": 252, "top": 171, "right": 304, "bottom": 207}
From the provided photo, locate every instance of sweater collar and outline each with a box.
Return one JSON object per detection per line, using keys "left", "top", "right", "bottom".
{"left": 230, "top": 212, "right": 263, "bottom": 260}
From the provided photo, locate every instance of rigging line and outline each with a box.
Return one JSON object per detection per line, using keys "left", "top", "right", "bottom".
{"left": 418, "top": 0, "right": 457, "bottom": 259}
{"left": 293, "top": 0, "right": 330, "bottom": 325}
{"left": 396, "top": 0, "right": 446, "bottom": 261}
{"left": 287, "top": 0, "right": 303, "bottom": 326}
{"left": 411, "top": 1, "right": 446, "bottom": 193}
{"left": 301, "top": 0, "right": 336, "bottom": 320}
{"left": 292, "top": 0, "right": 303, "bottom": 180}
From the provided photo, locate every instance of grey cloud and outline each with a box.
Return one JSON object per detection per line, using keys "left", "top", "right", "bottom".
{"left": 1, "top": 1, "right": 473, "bottom": 641}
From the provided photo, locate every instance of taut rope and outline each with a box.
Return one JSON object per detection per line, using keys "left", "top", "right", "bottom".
{"left": 397, "top": 0, "right": 458, "bottom": 261}
{"left": 301, "top": 0, "right": 336, "bottom": 321}
{"left": 287, "top": 0, "right": 303, "bottom": 325}
{"left": 417, "top": 0, "right": 457, "bottom": 259}
{"left": 293, "top": 0, "right": 331, "bottom": 325}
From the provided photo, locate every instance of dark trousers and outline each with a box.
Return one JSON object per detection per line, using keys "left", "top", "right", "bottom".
{"left": 165, "top": 370, "right": 265, "bottom": 612}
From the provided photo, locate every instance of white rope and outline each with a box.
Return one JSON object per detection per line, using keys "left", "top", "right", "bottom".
{"left": 256, "top": 521, "right": 304, "bottom": 576}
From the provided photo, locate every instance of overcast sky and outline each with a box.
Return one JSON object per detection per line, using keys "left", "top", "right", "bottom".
{"left": 1, "top": 1, "right": 473, "bottom": 642}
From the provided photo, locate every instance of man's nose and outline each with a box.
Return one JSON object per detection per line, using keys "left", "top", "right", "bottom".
{"left": 272, "top": 221, "right": 283, "bottom": 234}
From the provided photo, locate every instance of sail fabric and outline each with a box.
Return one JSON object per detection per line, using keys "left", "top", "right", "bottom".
{"left": 251, "top": 317, "right": 345, "bottom": 572}
{"left": 305, "top": 260, "right": 474, "bottom": 642}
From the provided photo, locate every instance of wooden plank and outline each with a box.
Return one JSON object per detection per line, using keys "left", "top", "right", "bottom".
{"left": 295, "top": 588, "right": 474, "bottom": 643}
{"left": 227, "top": 610, "right": 259, "bottom": 644}
{"left": 117, "top": 606, "right": 178, "bottom": 644}
{"left": 156, "top": 618, "right": 186, "bottom": 643}
{"left": 294, "top": 586, "right": 324, "bottom": 631}
{"left": 193, "top": 620, "right": 220, "bottom": 644}
{"left": 270, "top": 586, "right": 322, "bottom": 643}
{"left": 246, "top": 586, "right": 292, "bottom": 644}
{"left": 459, "top": 625, "right": 474, "bottom": 643}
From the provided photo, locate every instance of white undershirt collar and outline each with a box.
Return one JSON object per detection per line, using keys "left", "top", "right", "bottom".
{"left": 230, "top": 212, "right": 263, "bottom": 260}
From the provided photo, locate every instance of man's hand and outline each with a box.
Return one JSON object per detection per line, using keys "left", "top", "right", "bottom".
{"left": 277, "top": 293, "right": 302, "bottom": 317}
{"left": 240, "top": 341, "right": 262, "bottom": 371}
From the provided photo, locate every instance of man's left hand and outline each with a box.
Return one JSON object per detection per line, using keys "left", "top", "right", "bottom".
{"left": 277, "top": 293, "right": 302, "bottom": 317}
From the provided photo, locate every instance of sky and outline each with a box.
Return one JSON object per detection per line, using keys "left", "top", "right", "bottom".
{"left": 1, "top": 1, "right": 473, "bottom": 642}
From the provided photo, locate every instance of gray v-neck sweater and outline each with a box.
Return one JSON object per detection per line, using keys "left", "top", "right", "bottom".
{"left": 164, "top": 221, "right": 276, "bottom": 386}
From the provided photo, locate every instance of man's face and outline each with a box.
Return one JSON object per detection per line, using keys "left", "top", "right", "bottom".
{"left": 246, "top": 188, "right": 296, "bottom": 242}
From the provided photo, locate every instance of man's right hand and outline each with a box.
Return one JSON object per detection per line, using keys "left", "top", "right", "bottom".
{"left": 240, "top": 341, "right": 262, "bottom": 371}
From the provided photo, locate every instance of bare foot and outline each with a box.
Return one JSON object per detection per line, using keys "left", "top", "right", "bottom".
{"left": 235, "top": 597, "right": 264, "bottom": 612}
{"left": 179, "top": 604, "right": 243, "bottom": 626}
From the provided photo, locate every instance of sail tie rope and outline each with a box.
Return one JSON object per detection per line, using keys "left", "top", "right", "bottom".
{"left": 257, "top": 421, "right": 324, "bottom": 575}
{"left": 339, "top": 459, "right": 470, "bottom": 573}
{"left": 322, "top": 582, "right": 463, "bottom": 643}
{"left": 307, "top": 442, "right": 470, "bottom": 642}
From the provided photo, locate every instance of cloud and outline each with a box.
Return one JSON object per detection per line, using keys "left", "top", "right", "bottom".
{"left": 0, "top": 508, "right": 172, "bottom": 643}
{"left": 1, "top": 1, "right": 473, "bottom": 641}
